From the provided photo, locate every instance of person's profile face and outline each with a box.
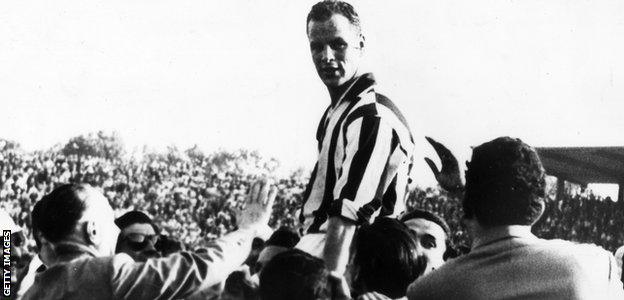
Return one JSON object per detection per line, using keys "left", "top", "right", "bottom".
{"left": 402, "top": 218, "right": 447, "bottom": 275}
{"left": 307, "top": 14, "right": 363, "bottom": 89}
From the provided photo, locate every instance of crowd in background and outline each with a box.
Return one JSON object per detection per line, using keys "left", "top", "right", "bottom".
{"left": 2, "top": 139, "right": 623, "bottom": 256}
{"left": 408, "top": 187, "right": 624, "bottom": 253}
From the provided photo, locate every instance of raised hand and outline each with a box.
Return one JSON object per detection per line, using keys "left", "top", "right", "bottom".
{"left": 424, "top": 137, "right": 464, "bottom": 193}
{"left": 235, "top": 177, "right": 277, "bottom": 230}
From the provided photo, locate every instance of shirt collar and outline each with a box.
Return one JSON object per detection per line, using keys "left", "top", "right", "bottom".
{"left": 53, "top": 241, "right": 100, "bottom": 262}
{"left": 471, "top": 225, "right": 536, "bottom": 250}
{"left": 332, "top": 73, "right": 376, "bottom": 107}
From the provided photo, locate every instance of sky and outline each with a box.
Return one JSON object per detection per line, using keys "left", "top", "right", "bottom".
{"left": 1, "top": 0, "right": 623, "bottom": 191}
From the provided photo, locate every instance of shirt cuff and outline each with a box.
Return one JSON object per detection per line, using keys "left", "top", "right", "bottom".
{"left": 327, "top": 198, "right": 382, "bottom": 225}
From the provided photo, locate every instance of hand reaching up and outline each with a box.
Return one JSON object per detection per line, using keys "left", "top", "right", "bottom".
{"left": 235, "top": 178, "right": 277, "bottom": 231}
{"left": 424, "top": 137, "right": 464, "bottom": 194}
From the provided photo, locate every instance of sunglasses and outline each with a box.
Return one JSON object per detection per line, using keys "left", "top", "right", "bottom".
{"left": 122, "top": 233, "right": 159, "bottom": 251}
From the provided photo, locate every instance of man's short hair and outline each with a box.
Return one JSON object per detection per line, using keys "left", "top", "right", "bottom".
{"left": 115, "top": 211, "right": 158, "bottom": 232}
{"left": 36, "top": 184, "right": 90, "bottom": 243}
{"left": 223, "top": 269, "right": 259, "bottom": 300}
{"left": 259, "top": 249, "right": 330, "bottom": 300}
{"left": 265, "top": 227, "right": 300, "bottom": 248}
{"left": 307, "top": 0, "right": 361, "bottom": 34}
{"left": 463, "top": 137, "right": 546, "bottom": 227}
{"left": 400, "top": 209, "right": 451, "bottom": 240}
{"left": 31, "top": 197, "right": 49, "bottom": 248}
{"left": 353, "top": 218, "right": 424, "bottom": 298}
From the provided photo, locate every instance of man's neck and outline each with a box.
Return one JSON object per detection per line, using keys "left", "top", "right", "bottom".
{"left": 52, "top": 240, "right": 101, "bottom": 263}
{"left": 471, "top": 225, "right": 534, "bottom": 249}
{"left": 327, "top": 75, "right": 360, "bottom": 105}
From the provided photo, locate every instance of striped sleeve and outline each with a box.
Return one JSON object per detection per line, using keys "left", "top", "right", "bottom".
{"left": 328, "top": 115, "right": 394, "bottom": 223}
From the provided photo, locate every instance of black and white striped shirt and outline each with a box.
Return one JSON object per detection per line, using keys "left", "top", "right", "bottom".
{"left": 301, "top": 73, "right": 415, "bottom": 234}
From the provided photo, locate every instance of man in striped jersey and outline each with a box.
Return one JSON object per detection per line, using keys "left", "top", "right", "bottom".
{"left": 296, "top": 0, "right": 416, "bottom": 278}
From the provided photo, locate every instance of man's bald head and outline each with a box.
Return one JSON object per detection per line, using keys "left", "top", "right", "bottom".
{"left": 36, "top": 184, "right": 118, "bottom": 256}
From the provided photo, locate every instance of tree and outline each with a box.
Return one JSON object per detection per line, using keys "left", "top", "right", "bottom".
{"left": 95, "top": 131, "right": 124, "bottom": 160}
{"left": 185, "top": 145, "right": 205, "bottom": 164}
{"left": 62, "top": 131, "right": 125, "bottom": 181}
{"left": 205, "top": 149, "right": 280, "bottom": 176}
{"left": 62, "top": 131, "right": 124, "bottom": 160}
{"left": 0, "top": 139, "right": 21, "bottom": 152}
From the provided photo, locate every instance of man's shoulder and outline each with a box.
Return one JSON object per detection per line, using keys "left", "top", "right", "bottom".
{"left": 406, "top": 258, "right": 467, "bottom": 299}
{"left": 527, "top": 238, "right": 612, "bottom": 258}
{"left": 346, "top": 89, "right": 414, "bottom": 138}
{"left": 407, "top": 239, "right": 617, "bottom": 300}
{"left": 24, "top": 255, "right": 121, "bottom": 300}
{"left": 533, "top": 239, "right": 617, "bottom": 271}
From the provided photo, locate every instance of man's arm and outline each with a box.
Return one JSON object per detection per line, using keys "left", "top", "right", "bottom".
{"left": 323, "top": 217, "right": 356, "bottom": 273}
{"left": 111, "top": 179, "right": 276, "bottom": 299}
{"left": 324, "top": 115, "right": 397, "bottom": 273}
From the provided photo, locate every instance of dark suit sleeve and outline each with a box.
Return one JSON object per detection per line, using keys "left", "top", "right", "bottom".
{"left": 110, "top": 228, "right": 255, "bottom": 299}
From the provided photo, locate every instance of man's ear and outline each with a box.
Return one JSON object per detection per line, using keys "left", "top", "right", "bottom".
{"left": 84, "top": 220, "right": 101, "bottom": 246}
{"left": 359, "top": 34, "right": 365, "bottom": 50}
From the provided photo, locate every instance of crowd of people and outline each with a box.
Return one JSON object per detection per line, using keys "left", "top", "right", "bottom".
{"left": 0, "top": 143, "right": 306, "bottom": 254}
{"left": 408, "top": 187, "right": 624, "bottom": 253}
{"left": 2, "top": 139, "right": 624, "bottom": 259}
{"left": 4, "top": 136, "right": 623, "bottom": 299}
{"left": 2, "top": 142, "right": 622, "bottom": 261}
{"left": 3, "top": 0, "right": 623, "bottom": 298}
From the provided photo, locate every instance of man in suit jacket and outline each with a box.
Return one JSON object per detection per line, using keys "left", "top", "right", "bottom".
{"left": 23, "top": 180, "right": 276, "bottom": 300}
{"left": 407, "top": 137, "right": 624, "bottom": 300}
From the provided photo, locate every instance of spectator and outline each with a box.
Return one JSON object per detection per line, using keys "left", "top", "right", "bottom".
{"left": 352, "top": 218, "right": 425, "bottom": 299}
{"left": 254, "top": 227, "right": 300, "bottom": 274}
{"left": 3, "top": 139, "right": 622, "bottom": 261}
{"left": 114, "top": 211, "right": 161, "bottom": 262}
{"left": 23, "top": 180, "right": 276, "bottom": 300}
{"left": 1, "top": 208, "right": 25, "bottom": 297}
{"left": 219, "top": 227, "right": 302, "bottom": 300}
{"left": 407, "top": 137, "right": 624, "bottom": 299}
{"left": 259, "top": 248, "right": 330, "bottom": 300}
{"left": 400, "top": 209, "right": 454, "bottom": 275}
{"left": 221, "top": 265, "right": 259, "bottom": 300}
{"left": 243, "top": 237, "right": 266, "bottom": 272}
{"left": 15, "top": 198, "right": 54, "bottom": 300}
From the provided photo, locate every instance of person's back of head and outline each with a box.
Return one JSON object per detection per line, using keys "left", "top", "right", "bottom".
{"left": 222, "top": 267, "right": 259, "bottom": 300}
{"left": 259, "top": 249, "right": 329, "bottom": 300}
{"left": 254, "top": 227, "right": 301, "bottom": 274}
{"left": 30, "top": 198, "right": 56, "bottom": 266}
{"left": 36, "top": 184, "right": 89, "bottom": 244}
{"left": 463, "top": 137, "right": 546, "bottom": 227}
{"left": 265, "top": 227, "right": 300, "bottom": 248}
{"left": 353, "top": 217, "right": 424, "bottom": 298}
{"left": 36, "top": 183, "right": 118, "bottom": 257}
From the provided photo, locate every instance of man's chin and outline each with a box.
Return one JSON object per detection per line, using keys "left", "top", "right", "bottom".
{"left": 320, "top": 77, "right": 346, "bottom": 88}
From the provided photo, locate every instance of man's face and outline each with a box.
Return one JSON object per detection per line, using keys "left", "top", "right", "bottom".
{"left": 117, "top": 223, "right": 160, "bottom": 262}
{"left": 307, "top": 14, "right": 364, "bottom": 88}
{"left": 85, "top": 188, "right": 120, "bottom": 257}
{"left": 403, "top": 218, "right": 447, "bottom": 275}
